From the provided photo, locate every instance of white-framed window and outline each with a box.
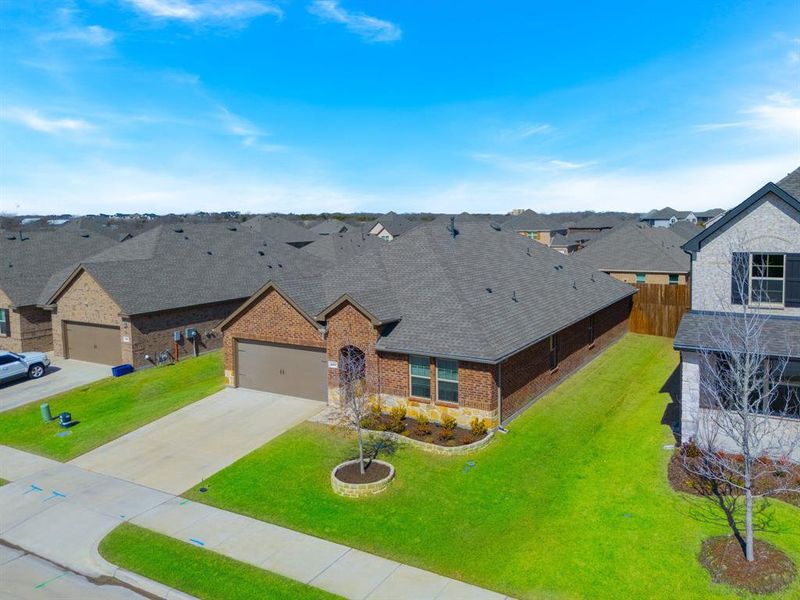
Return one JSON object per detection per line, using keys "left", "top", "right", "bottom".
{"left": 635, "top": 273, "right": 646, "bottom": 283}
{"left": 668, "top": 274, "right": 679, "bottom": 285}
{"left": 0, "top": 309, "right": 9, "bottom": 336}
{"left": 409, "top": 355, "right": 431, "bottom": 399}
{"left": 750, "top": 253, "right": 785, "bottom": 306}
{"left": 436, "top": 358, "right": 459, "bottom": 404}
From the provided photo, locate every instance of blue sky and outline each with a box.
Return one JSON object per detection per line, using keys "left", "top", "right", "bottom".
{"left": 1, "top": 1, "right": 798, "bottom": 215}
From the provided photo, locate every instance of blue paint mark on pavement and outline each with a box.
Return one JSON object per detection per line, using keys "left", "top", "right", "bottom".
{"left": 23, "top": 484, "right": 43, "bottom": 495}
{"left": 189, "top": 538, "right": 205, "bottom": 546}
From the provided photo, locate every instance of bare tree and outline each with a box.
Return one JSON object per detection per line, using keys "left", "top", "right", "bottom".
{"left": 684, "top": 246, "right": 800, "bottom": 562}
{"left": 331, "top": 343, "right": 371, "bottom": 474}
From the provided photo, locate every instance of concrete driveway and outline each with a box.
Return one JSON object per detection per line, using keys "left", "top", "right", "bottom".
{"left": 70, "top": 388, "right": 325, "bottom": 494}
{"left": 0, "top": 357, "right": 109, "bottom": 413}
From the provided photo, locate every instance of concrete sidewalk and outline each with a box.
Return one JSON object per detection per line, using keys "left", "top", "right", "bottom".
{"left": 1, "top": 445, "right": 509, "bottom": 600}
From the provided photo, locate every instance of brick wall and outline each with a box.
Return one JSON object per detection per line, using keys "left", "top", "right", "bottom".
{"left": 500, "top": 297, "right": 630, "bottom": 420}
{"left": 222, "top": 287, "right": 325, "bottom": 383}
{"left": 0, "top": 288, "right": 21, "bottom": 353}
{"left": 129, "top": 300, "right": 241, "bottom": 369}
{"left": 51, "top": 270, "right": 128, "bottom": 361}
{"left": 325, "top": 303, "right": 380, "bottom": 392}
{"left": 15, "top": 306, "right": 53, "bottom": 352}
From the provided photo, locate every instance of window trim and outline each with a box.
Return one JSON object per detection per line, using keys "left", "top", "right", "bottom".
{"left": 635, "top": 273, "right": 646, "bottom": 283}
{"left": 668, "top": 274, "right": 679, "bottom": 285}
{"left": 548, "top": 334, "right": 559, "bottom": 370}
{"left": 435, "top": 358, "right": 459, "bottom": 405}
{"left": 749, "top": 253, "right": 785, "bottom": 307}
{"left": 0, "top": 308, "right": 9, "bottom": 337}
{"left": 409, "top": 355, "right": 431, "bottom": 400}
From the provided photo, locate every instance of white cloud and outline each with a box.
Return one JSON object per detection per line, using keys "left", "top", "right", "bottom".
{"left": 125, "top": 0, "right": 282, "bottom": 22}
{"left": 2, "top": 107, "right": 92, "bottom": 134}
{"left": 696, "top": 92, "right": 800, "bottom": 135}
{"left": 3, "top": 161, "right": 361, "bottom": 215}
{"left": 399, "top": 156, "right": 799, "bottom": 214}
{"left": 472, "top": 153, "right": 594, "bottom": 173}
{"left": 308, "top": 0, "right": 401, "bottom": 43}
{"left": 41, "top": 24, "right": 115, "bottom": 46}
{"left": 514, "top": 123, "right": 552, "bottom": 139}
{"left": 215, "top": 106, "right": 286, "bottom": 152}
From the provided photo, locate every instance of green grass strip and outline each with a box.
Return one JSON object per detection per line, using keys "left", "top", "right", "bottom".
{"left": 100, "top": 523, "right": 341, "bottom": 600}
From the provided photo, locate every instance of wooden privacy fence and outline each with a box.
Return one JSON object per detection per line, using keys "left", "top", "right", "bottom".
{"left": 629, "top": 282, "right": 690, "bottom": 338}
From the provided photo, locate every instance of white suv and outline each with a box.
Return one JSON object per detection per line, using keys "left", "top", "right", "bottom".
{"left": 0, "top": 351, "right": 51, "bottom": 384}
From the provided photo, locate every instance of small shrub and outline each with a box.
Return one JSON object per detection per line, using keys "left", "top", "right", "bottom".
{"left": 415, "top": 414, "right": 432, "bottom": 436}
{"left": 388, "top": 406, "right": 407, "bottom": 433}
{"left": 359, "top": 414, "right": 376, "bottom": 430}
{"left": 470, "top": 417, "right": 488, "bottom": 438}
{"left": 441, "top": 414, "right": 457, "bottom": 431}
{"left": 461, "top": 433, "right": 475, "bottom": 445}
{"left": 438, "top": 427, "right": 454, "bottom": 442}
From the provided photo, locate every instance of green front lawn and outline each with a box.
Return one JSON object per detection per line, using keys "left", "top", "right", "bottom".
{"left": 100, "top": 524, "right": 340, "bottom": 600}
{"left": 0, "top": 352, "right": 224, "bottom": 461}
{"left": 184, "top": 335, "right": 800, "bottom": 600}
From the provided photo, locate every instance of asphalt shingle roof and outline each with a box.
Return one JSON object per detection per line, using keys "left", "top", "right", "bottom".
{"left": 310, "top": 219, "right": 349, "bottom": 235}
{"left": 241, "top": 215, "right": 317, "bottom": 245}
{"left": 368, "top": 212, "right": 419, "bottom": 237}
{"left": 642, "top": 207, "right": 693, "bottom": 220}
{"left": 0, "top": 229, "right": 119, "bottom": 308}
{"left": 302, "top": 229, "right": 386, "bottom": 264}
{"left": 273, "top": 220, "right": 636, "bottom": 363}
{"left": 48, "top": 224, "right": 329, "bottom": 316}
{"left": 574, "top": 223, "right": 690, "bottom": 274}
{"left": 674, "top": 311, "right": 800, "bottom": 358}
{"left": 502, "top": 209, "right": 554, "bottom": 232}
{"left": 778, "top": 166, "right": 800, "bottom": 199}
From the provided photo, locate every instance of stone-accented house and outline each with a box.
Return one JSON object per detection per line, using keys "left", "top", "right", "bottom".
{"left": 502, "top": 209, "right": 564, "bottom": 245}
{"left": 219, "top": 219, "right": 636, "bottom": 427}
{"left": 45, "top": 224, "right": 328, "bottom": 367}
{"left": 674, "top": 170, "right": 800, "bottom": 454}
{"left": 0, "top": 228, "right": 118, "bottom": 353}
{"left": 575, "top": 223, "right": 690, "bottom": 285}
{"left": 241, "top": 215, "right": 317, "bottom": 248}
{"left": 366, "top": 212, "right": 419, "bottom": 241}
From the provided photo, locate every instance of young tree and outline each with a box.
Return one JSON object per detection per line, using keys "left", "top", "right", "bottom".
{"left": 332, "top": 343, "right": 372, "bottom": 474}
{"left": 684, "top": 250, "right": 800, "bottom": 562}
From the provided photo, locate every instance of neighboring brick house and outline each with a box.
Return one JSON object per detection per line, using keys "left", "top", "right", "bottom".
{"left": 674, "top": 169, "right": 800, "bottom": 456}
{"left": 45, "top": 224, "right": 328, "bottom": 367}
{"left": 219, "top": 219, "right": 635, "bottom": 427}
{"left": 576, "top": 223, "right": 690, "bottom": 285}
{"left": 502, "top": 209, "right": 565, "bottom": 246}
{"left": 0, "top": 228, "right": 118, "bottom": 353}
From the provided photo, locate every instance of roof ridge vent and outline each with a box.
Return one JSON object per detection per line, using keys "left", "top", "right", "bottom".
{"left": 446, "top": 216, "right": 458, "bottom": 239}
{"left": 206, "top": 250, "right": 212, "bottom": 255}
{"left": 573, "top": 280, "right": 577, "bottom": 289}
{"left": 489, "top": 221, "right": 502, "bottom": 231}
{"left": 258, "top": 250, "right": 265, "bottom": 256}
{"left": 512, "top": 290, "right": 518, "bottom": 302}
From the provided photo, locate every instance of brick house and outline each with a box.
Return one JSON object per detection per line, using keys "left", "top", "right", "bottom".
{"left": 45, "top": 224, "right": 328, "bottom": 367}
{"left": 576, "top": 222, "right": 690, "bottom": 285}
{"left": 366, "top": 212, "right": 419, "bottom": 241}
{"left": 0, "top": 228, "right": 118, "bottom": 353}
{"left": 219, "top": 219, "right": 635, "bottom": 427}
{"left": 502, "top": 209, "right": 565, "bottom": 246}
{"left": 674, "top": 169, "right": 800, "bottom": 457}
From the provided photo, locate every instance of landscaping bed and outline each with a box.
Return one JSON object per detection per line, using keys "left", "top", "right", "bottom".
{"left": 667, "top": 450, "right": 800, "bottom": 508}
{"left": 362, "top": 407, "right": 489, "bottom": 448}
{"left": 334, "top": 460, "right": 391, "bottom": 483}
{"left": 183, "top": 335, "right": 800, "bottom": 600}
{"left": 699, "top": 536, "right": 796, "bottom": 594}
{"left": 100, "top": 523, "right": 339, "bottom": 600}
{"left": 0, "top": 352, "right": 224, "bottom": 461}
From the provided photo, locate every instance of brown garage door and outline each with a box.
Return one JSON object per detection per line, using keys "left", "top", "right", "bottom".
{"left": 64, "top": 322, "right": 122, "bottom": 365}
{"left": 236, "top": 340, "right": 327, "bottom": 401}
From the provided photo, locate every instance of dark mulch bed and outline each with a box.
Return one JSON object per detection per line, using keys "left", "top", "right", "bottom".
{"left": 667, "top": 453, "right": 800, "bottom": 509}
{"left": 365, "top": 414, "right": 488, "bottom": 447}
{"left": 699, "top": 536, "right": 797, "bottom": 594}
{"left": 335, "top": 460, "right": 391, "bottom": 484}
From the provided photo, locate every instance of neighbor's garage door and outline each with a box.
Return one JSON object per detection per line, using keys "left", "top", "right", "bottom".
{"left": 64, "top": 322, "right": 122, "bottom": 365}
{"left": 236, "top": 340, "right": 327, "bottom": 401}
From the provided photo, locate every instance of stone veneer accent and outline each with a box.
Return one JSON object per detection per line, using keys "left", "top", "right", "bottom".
{"left": 372, "top": 429, "right": 495, "bottom": 456}
{"left": 331, "top": 459, "right": 395, "bottom": 497}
